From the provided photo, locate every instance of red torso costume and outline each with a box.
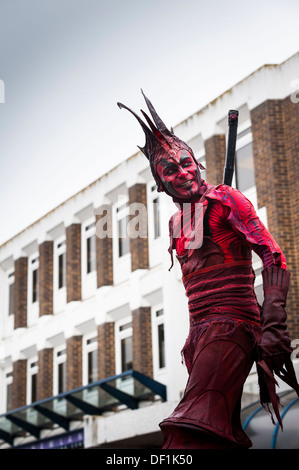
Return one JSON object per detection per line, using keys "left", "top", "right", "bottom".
{"left": 169, "top": 182, "right": 286, "bottom": 273}
{"left": 160, "top": 182, "right": 287, "bottom": 449}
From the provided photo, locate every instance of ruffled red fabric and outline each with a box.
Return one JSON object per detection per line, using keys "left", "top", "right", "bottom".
{"left": 183, "top": 261, "right": 261, "bottom": 326}
{"left": 168, "top": 182, "right": 286, "bottom": 271}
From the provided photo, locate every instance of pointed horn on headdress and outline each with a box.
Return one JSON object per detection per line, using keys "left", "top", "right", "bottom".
{"left": 140, "top": 109, "right": 163, "bottom": 138}
{"left": 117, "top": 101, "right": 160, "bottom": 159}
{"left": 140, "top": 109, "right": 172, "bottom": 150}
{"left": 141, "top": 89, "right": 173, "bottom": 139}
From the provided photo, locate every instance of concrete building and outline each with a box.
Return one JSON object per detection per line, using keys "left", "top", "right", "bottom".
{"left": 1, "top": 52, "right": 299, "bottom": 449}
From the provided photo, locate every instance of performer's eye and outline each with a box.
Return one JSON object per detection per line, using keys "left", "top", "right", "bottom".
{"left": 164, "top": 167, "right": 176, "bottom": 176}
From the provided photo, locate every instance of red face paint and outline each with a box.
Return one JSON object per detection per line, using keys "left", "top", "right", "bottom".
{"left": 156, "top": 150, "right": 201, "bottom": 199}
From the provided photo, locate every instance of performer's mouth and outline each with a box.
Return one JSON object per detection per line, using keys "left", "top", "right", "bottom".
{"left": 180, "top": 179, "right": 193, "bottom": 187}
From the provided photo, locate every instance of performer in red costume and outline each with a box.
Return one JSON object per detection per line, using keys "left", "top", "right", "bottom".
{"left": 117, "top": 91, "right": 299, "bottom": 449}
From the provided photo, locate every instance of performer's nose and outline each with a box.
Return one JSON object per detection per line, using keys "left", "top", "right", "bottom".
{"left": 178, "top": 167, "right": 189, "bottom": 178}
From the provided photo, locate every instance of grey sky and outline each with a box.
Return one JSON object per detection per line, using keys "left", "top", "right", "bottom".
{"left": 0, "top": 0, "right": 299, "bottom": 245}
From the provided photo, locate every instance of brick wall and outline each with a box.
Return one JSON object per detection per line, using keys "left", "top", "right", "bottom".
{"left": 128, "top": 183, "right": 149, "bottom": 271}
{"left": 66, "top": 224, "right": 82, "bottom": 302}
{"left": 39, "top": 241, "right": 53, "bottom": 316}
{"left": 283, "top": 95, "right": 299, "bottom": 339}
{"left": 95, "top": 204, "right": 113, "bottom": 287}
{"left": 251, "top": 97, "right": 299, "bottom": 338}
{"left": 132, "top": 307, "right": 153, "bottom": 377}
{"left": 12, "top": 359, "right": 27, "bottom": 409}
{"left": 204, "top": 134, "right": 226, "bottom": 185}
{"left": 66, "top": 335, "right": 83, "bottom": 391}
{"left": 98, "top": 322, "right": 115, "bottom": 380}
{"left": 37, "top": 348, "right": 53, "bottom": 400}
{"left": 14, "top": 257, "right": 28, "bottom": 329}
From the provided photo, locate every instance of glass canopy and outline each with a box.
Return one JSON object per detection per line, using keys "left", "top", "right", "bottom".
{"left": 0, "top": 370, "right": 167, "bottom": 448}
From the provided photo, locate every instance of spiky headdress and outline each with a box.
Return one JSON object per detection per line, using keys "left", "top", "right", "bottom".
{"left": 117, "top": 90, "right": 204, "bottom": 193}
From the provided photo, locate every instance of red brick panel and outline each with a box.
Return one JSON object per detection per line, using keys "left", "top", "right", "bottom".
{"left": 12, "top": 359, "right": 27, "bottom": 409}
{"left": 128, "top": 183, "right": 149, "bottom": 271}
{"left": 66, "top": 335, "right": 83, "bottom": 391}
{"left": 132, "top": 307, "right": 153, "bottom": 377}
{"left": 37, "top": 348, "right": 53, "bottom": 400}
{"left": 282, "top": 96, "right": 299, "bottom": 338}
{"left": 98, "top": 322, "right": 115, "bottom": 380}
{"left": 251, "top": 97, "right": 299, "bottom": 338}
{"left": 66, "top": 224, "right": 82, "bottom": 302}
{"left": 95, "top": 204, "right": 113, "bottom": 287}
{"left": 14, "top": 257, "right": 28, "bottom": 329}
{"left": 204, "top": 134, "right": 226, "bottom": 186}
{"left": 39, "top": 241, "right": 53, "bottom": 316}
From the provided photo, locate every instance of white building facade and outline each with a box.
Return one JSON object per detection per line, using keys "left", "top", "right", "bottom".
{"left": 1, "top": 52, "right": 299, "bottom": 449}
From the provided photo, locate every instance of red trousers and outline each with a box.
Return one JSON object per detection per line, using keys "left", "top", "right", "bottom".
{"left": 160, "top": 320, "right": 258, "bottom": 449}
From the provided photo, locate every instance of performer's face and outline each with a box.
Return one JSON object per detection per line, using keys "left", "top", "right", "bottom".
{"left": 156, "top": 150, "right": 201, "bottom": 199}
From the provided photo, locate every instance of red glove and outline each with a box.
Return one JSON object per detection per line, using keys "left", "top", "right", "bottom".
{"left": 257, "top": 266, "right": 299, "bottom": 428}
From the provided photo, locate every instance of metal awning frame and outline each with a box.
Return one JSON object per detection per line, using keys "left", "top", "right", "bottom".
{"left": 0, "top": 369, "right": 167, "bottom": 447}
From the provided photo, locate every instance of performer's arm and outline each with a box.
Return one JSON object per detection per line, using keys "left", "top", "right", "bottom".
{"left": 219, "top": 186, "right": 287, "bottom": 269}
{"left": 220, "top": 186, "right": 298, "bottom": 427}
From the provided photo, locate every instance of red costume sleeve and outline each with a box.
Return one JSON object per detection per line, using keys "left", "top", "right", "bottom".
{"left": 207, "top": 185, "right": 287, "bottom": 269}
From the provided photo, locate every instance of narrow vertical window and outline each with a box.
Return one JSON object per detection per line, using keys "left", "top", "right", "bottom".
{"left": 55, "top": 348, "right": 66, "bottom": 395}
{"left": 152, "top": 308, "right": 166, "bottom": 373}
{"left": 116, "top": 201, "right": 130, "bottom": 258}
{"left": 30, "top": 257, "right": 39, "bottom": 304}
{"left": 86, "top": 234, "right": 96, "bottom": 274}
{"left": 150, "top": 184, "right": 161, "bottom": 241}
{"left": 157, "top": 323, "right": 165, "bottom": 369}
{"left": 156, "top": 309, "right": 165, "bottom": 369}
{"left": 28, "top": 360, "right": 38, "bottom": 404}
{"left": 118, "top": 216, "right": 130, "bottom": 257}
{"left": 5, "top": 371, "right": 13, "bottom": 411}
{"left": 153, "top": 197, "right": 160, "bottom": 239}
{"left": 121, "top": 335, "right": 133, "bottom": 372}
{"left": 57, "top": 242, "right": 66, "bottom": 289}
{"left": 58, "top": 253, "right": 65, "bottom": 288}
{"left": 58, "top": 361, "right": 66, "bottom": 394}
{"left": 8, "top": 272, "right": 14, "bottom": 315}
{"left": 31, "top": 372, "right": 37, "bottom": 403}
{"left": 235, "top": 141, "right": 255, "bottom": 192}
{"left": 32, "top": 266, "right": 39, "bottom": 303}
{"left": 116, "top": 320, "right": 133, "bottom": 376}
{"left": 88, "top": 348, "right": 98, "bottom": 383}
{"left": 86, "top": 336, "right": 98, "bottom": 384}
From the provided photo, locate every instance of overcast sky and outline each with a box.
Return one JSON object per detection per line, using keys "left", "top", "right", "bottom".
{"left": 0, "top": 0, "right": 299, "bottom": 245}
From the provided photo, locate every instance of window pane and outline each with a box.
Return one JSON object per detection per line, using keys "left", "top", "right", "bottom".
{"left": 158, "top": 323, "right": 165, "bottom": 368}
{"left": 58, "top": 253, "right": 66, "bottom": 288}
{"left": 9, "top": 283, "right": 14, "bottom": 315}
{"left": 121, "top": 336, "right": 133, "bottom": 372}
{"left": 118, "top": 217, "right": 130, "bottom": 257}
{"left": 32, "top": 268, "right": 39, "bottom": 303}
{"left": 31, "top": 373, "right": 37, "bottom": 403}
{"left": 58, "top": 362, "right": 66, "bottom": 394}
{"left": 153, "top": 197, "right": 160, "bottom": 239}
{"left": 88, "top": 349, "right": 98, "bottom": 384}
{"left": 86, "top": 235, "right": 96, "bottom": 273}
{"left": 6, "top": 383, "right": 12, "bottom": 411}
{"left": 235, "top": 142, "right": 255, "bottom": 192}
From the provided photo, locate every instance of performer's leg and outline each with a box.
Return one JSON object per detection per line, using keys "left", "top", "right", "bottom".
{"left": 160, "top": 322, "right": 256, "bottom": 449}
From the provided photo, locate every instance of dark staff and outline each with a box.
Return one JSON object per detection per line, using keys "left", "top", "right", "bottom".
{"left": 223, "top": 110, "right": 239, "bottom": 187}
